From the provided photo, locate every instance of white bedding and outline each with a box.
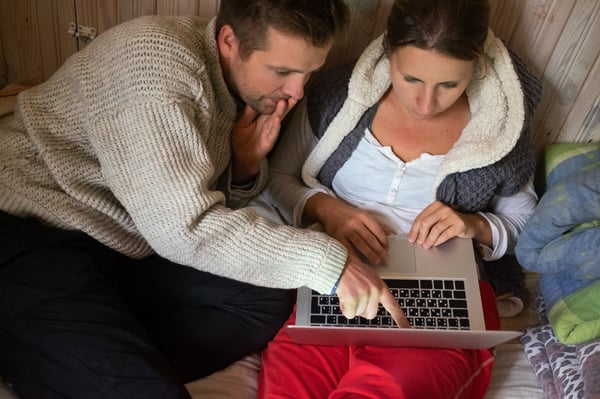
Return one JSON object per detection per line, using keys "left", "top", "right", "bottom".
{"left": 0, "top": 347, "right": 544, "bottom": 399}
{"left": 181, "top": 344, "right": 544, "bottom": 399}
{"left": 485, "top": 344, "right": 544, "bottom": 399}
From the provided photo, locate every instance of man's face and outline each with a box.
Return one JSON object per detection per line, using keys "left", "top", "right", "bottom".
{"left": 219, "top": 26, "right": 332, "bottom": 114}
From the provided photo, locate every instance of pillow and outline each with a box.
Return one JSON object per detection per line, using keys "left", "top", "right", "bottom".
{"left": 515, "top": 142, "right": 600, "bottom": 344}
{"left": 543, "top": 142, "right": 600, "bottom": 187}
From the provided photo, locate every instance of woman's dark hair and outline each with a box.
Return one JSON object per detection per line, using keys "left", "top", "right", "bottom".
{"left": 384, "top": 0, "right": 490, "bottom": 60}
{"left": 216, "top": 0, "right": 349, "bottom": 60}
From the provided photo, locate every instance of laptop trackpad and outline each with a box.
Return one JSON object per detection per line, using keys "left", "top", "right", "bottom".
{"left": 376, "top": 235, "right": 416, "bottom": 274}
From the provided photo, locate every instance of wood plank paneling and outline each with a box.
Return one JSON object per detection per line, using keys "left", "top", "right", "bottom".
{"left": 489, "top": 0, "right": 523, "bottom": 44}
{"left": 156, "top": 0, "right": 219, "bottom": 18}
{"left": 325, "top": 0, "right": 393, "bottom": 68}
{"left": 487, "top": 0, "right": 600, "bottom": 157}
{"left": 0, "top": 0, "right": 77, "bottom": 86}
{"left": 568, "top": 55, "right": 600, "bottom": 143}
{"left": 157, "top": 0, "right": 198, "bottom": 16}
{"left": 550, "top": 3, "right": 600, "bottom": 144}
{"left": 0, "top": 0, "right": 598, "bottom": 150}
{"left": 197, "top": 0, "right": 220, "bottom": 18}
{"left": 531, "top": 0, "right": 600, "bottom": 152}
{"left": 75, "top": 0, "right": 155, "bottom": 50}
{"left": 36, "top": 0, "right": 78, "bottom": 81}
{"left": 489, "top": 0, "right": 575, "bottom": 77}
{"left": 1, "top": 0, "right": 42, "bottom": 85}
{"left": 118, "top": 0, "right": 157, "bottom": 22}
{"left": 0, "top": 34, "right": 6, "bottom": 88}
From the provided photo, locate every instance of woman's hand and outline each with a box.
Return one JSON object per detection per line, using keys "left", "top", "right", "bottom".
{"left": 304, "top": 193, "right": 392, "bottom": 265}
{"left": 230, "top": 98, "right": 298, "bottom": 184}
{"left": 408, "top": 200, "right": 492, "bottom": 248}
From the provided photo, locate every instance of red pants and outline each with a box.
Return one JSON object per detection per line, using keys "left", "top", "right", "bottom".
{"left": 259, "top": 281, "right": 500, "bottom": 399}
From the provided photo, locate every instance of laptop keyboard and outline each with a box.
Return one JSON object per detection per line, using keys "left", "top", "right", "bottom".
{"left": 309, "top": 278, "right": 470, "bottom": 330}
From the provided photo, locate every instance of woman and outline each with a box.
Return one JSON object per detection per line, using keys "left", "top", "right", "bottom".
{"left": 257, "top": 0, "right": 541, "bottom": 397}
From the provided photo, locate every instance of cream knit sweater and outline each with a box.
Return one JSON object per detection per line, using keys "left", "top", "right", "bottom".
{"left": 0, "top": 16, "right": 346, "bottom": 293}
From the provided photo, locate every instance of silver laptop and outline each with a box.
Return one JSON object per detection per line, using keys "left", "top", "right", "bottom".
{"left": 287, "top": 234, "right": 521, "bottom": 349}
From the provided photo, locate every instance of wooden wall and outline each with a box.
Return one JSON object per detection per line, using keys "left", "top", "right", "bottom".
{"left": 487, "top": 0, "right": 600, "bottom": 156}
{"left": 0, "top": 0, "right": 598, "bottom": 157}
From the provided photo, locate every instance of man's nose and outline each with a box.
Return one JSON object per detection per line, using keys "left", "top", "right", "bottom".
{"left": 282, "top": 75, "right": 308, "bottom": 101}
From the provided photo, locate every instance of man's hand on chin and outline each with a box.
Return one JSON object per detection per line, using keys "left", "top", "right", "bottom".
{"left": 230, "top": 98, "right": 298, "bottom": 184}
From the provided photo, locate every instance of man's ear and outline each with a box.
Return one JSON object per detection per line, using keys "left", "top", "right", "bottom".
{"left": 217, "top": 24, "right": 238, "bottom": 60}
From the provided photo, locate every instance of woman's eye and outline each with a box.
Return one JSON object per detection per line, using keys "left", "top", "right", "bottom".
{"left": 441, "top": 82, "right": 459, "bottom": 89}
{"left": 404, "top": 76, "right": 418, "bottom": 83}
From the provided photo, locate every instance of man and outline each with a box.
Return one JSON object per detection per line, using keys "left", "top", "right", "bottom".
{"left": 0, "top": 1, "right": 406, "bottom": 398}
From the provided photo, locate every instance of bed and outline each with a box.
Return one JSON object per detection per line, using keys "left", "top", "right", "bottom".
{"left": 0, "top": 85, "right": 554, "bottom": 399}
{"left": 0, "top": 83, "right": 547, "bottom": 398}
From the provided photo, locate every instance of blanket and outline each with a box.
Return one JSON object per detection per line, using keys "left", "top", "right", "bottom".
{"left": 515, "top": 142, "right": 600, "bottom": 345}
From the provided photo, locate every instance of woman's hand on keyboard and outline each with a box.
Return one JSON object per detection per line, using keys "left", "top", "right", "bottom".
{"left": 336, "top": 255, "right": 411, "bottom": 328}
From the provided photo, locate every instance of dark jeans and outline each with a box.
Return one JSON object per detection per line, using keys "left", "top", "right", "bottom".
{"left": 0, "top": 211, "right": 295, "bottom": 399}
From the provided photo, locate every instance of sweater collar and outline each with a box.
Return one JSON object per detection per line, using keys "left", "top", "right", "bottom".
{"left": 204, "top": 18, "right": 237, "bottom": 122}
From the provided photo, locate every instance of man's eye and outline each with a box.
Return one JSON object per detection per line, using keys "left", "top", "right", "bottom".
{"left": 275, "top": 70, "right": 291, "bottom": 76}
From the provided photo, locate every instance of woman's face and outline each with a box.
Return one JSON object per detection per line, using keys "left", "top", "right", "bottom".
{"left": 389, "top": 45, "right": 474, "bottom": 120}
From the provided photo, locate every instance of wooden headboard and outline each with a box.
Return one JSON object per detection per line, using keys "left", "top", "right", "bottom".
{"left": 0, "top": 0, "right": 598, "bottom": 157}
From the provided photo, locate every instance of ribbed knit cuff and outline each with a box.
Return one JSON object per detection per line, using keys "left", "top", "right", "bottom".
{"left": 309, "top": 239, "right": 347, "bottom": 294}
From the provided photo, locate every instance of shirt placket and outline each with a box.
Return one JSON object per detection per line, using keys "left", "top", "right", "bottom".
{"left": 385, "top": 162, "right": 406, "bottom": 204}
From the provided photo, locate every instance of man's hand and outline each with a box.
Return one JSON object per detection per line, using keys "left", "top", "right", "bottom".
{"left": 408, "top": 200, "right": 492, "bottom": 248}
{"left": 335, "top": 254, "right": 410, "bottom": 328}
{"left": 230, "top": 98, "right": 298, "bottom": 184}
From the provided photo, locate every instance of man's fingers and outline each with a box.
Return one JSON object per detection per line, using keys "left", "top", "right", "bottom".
{"left": 258, "top": 100, "right": 286, "bottom": 135}
{"left": 339, "top": 290, "right": 371, "bottom": 320}
{"left": 272, "top": 99, "right": 288, "bottom": 119}
{"left": 380, "top": 289, "right": 411, "bottom": 328}
{"left": 339, "top": 297, "right": 357, "bottom": 320}
{"left": 235, "top": 104, "right": 258, "bottom": 128}
{"left": 340, "top": 286, "right": 409, "bottom": 326}
{"left": 284, "top": 97, "right": 298, "bottom": 117}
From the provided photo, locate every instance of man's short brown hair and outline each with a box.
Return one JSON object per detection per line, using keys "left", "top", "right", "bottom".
{"left": 216, "top": 0, "right": 349, "bottom": 60}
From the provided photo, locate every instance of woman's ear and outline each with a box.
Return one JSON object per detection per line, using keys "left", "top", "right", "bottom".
{"left": 217, "top": 24, "right": 238, "bottom": 60}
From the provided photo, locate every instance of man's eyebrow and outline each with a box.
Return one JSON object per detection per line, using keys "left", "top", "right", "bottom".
{"left": 267, "top": 64, "right": 305, "bottom": 74}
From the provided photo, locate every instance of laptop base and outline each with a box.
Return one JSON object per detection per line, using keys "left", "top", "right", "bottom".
{"left": 286, "top": 325, "right": 522, "bottom": 349}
